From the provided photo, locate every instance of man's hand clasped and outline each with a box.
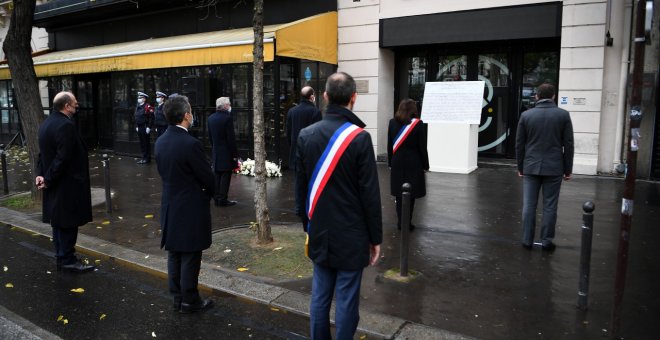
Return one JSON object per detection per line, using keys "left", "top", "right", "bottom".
{"left": 35, "top": 176, "right": 46, "bottom": 190}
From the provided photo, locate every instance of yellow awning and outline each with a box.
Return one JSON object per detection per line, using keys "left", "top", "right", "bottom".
{"left": 0, "top": 11, "right": 337, "bottom": 80}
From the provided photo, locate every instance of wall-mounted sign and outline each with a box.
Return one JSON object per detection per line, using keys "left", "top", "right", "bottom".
{"left": 560, "top": 96, "right": 568, "bottom": 105}
{"left": 573, "top": 98, "right": 586, "bottom": 105}
{"left": 304, "top": 67, "right": 312, "bottom": 81}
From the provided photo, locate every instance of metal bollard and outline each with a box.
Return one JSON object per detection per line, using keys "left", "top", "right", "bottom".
{"left": 1, "top": 144, "right": 8, "bottom": 195}
{"left": 102, "top": 154, "right": 112, "bottom": 213}
{"left": 400, "top": 183, "right": 411, "bottom": 277}
{"left": 577, "top": 201, "right": 595, "bottom": 310}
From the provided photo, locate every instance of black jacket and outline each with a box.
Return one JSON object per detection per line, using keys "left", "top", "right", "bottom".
{"left": 286, "top": 100, "right": 321, "bottom": 167}
{"left": 516, "top": 100, "right": 574, "bottom": 176}
{"left": 37, "top": 111, "right": 92, "bottom": 228}
{"left": 295, "top": 104, "right": 382, "bottom": 270}
{"left": 134, "top": 103, "right": 154, "bottom": 127}
{"left": 208, "top": 109, "right": 239, "bottom": 171}
{"left": 154, "top": 104, "right": 167, "bottom": 127}
{"left": 387, "top": 118, "right": 429, "bottom": 198}
{"left": 155, "top": 126, "right": 215, "bottom": 252}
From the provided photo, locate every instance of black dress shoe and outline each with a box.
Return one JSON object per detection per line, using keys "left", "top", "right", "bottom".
{"left": 217, "top": 200, "right": 237, "bottom": 207}
{"left": 409, "top": 224, "right": 416, "bottom": 231}
{"left": 179, "top": 298, "right": 214, "bottom": 314}
{"left": 58, "top": 261, "right": 95, "bottom": 273}
{"left": 521, "top": 243, "right": 533, "bottom": 250}
{"left": 173, "top": 298, "right": 182, "bottom": 311}
{"left": 541, "top": 243, "right": 556, "bottom": 252}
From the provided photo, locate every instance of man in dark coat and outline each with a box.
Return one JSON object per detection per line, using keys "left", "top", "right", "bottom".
{"left": 155, "top": 94, "right": 216, "bottom": 313}
{"left": 287, "top": 86, "right": 322, "bottom": 227}
{"left": 286, "top": 86, "right": 322, "bottom": 168}
{"left": 295, "top": 72, "right": 382, "bottom": 339}
{"left": 208, "top": 97, "right": 239, "bottom": 207}
{"left": 134, "top": 91, "right": 154, "bottom": 164}
{"left": 36, "top": 91, "right": 95, "bottom": 273}
{"left": 516, "top": 83, "right": 574, "bottom": 251}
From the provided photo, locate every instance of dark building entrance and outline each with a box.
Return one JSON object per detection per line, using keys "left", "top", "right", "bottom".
{"left": 382, "top": 2, "right": 562, "bottom": 159}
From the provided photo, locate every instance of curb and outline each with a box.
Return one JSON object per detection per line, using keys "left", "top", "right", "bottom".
{"left": 0, "top": 206, "right": 476, "bottom": 340}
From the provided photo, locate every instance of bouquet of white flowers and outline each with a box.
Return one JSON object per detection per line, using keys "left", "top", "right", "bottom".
{"left": 235, "top": 158, "right": 282, "bottom": 177}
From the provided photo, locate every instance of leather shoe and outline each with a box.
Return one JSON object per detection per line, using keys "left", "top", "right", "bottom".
{"left": 58, "top": 261, "right": 95, "bottom": 273}
{"left": 179, "top": 298, "right": 214, "bottom": 314}
{"left": 542, "top": 243, "right": 556, "bottom": 252}
{"left": 217, "top": 200, "right": 237, "bottom": 207}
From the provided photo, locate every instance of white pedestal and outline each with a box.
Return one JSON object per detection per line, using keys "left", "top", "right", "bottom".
{"left": 427, "top": 124, "right": 478, "bottom": 174}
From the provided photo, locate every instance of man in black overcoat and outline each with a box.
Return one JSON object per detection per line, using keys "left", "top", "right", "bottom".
{"left": 36, "top": 91, "right": 95, "bottom": 273}
{"left": 287, "top": 86, "right": 322, "bottom": 226}
{"left": 516, "top": 83, "right": 574, "bottom": 251}
{"left": 155, "top": 94, "right": 216, "bottom": 313}
{"left": 207, "top": 96, "right": 238, "bottom": 207}
{"left": 295, "top": 72, "right": 382, "bottom": 339}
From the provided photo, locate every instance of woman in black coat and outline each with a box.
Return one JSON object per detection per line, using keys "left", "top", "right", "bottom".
{"left": 387, "top": 99, "right": 429, "bottom": 231}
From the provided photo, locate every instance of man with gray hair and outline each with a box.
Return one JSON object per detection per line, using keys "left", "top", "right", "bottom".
{"left": 208, "top": 97, "right": 239, "bottom": 207}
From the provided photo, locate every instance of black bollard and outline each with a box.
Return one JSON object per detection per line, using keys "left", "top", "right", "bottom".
{"left": 577, "top": 201, "right": 595, "bottom": 310}
{"left": 1, "top": 144, "right": 8, "bottom": 195}
{"left": 400, "top": 183, "right": 411, "bottom": 277}
{"left": 102, "top": 154, "right": 112, "bottom": 213}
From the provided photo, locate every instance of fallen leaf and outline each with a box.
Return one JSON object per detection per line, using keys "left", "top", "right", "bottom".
{"left": 95, "top": 260, "right": 101, "bottom": 265}
{"left": 70, "top": 288, "right": 85, "bottom": 293}
{"left": 46, "top": 270, "right": 52, "bottom": 274}
{"left": 83, "top": 259, "right": 89, "bottom": 265}
{"left": 142, "top": 224, "right": 148, "bottom": 227}
{"left": 99, "top": 314, "right": 107, "bottom": 320}
{"left": 63, "top": 319, "right": 68, "bottom": 325}
{"left": 270, "top": 307, "right": 280, "bottom": 312}
{"left": 237, "top": 267, "right": 249, "bottom": 272}
{"left": 96, "top": 226, "right": 103, "bottom": 229}
{"left": 102, "top": 221, "right": 111, "bottom": 225}
{"left": 152, "top": 331, "right": 157, "bottom": 337}
{"left": 145, "top": 255, "right": 150, "bottom": 259}
{"left": 273, "top": 247, "right": 283, "bottom": 251}
{"left": 5, "top": 283, "right": 14, "bottom": 288}
{"left": 223, "top": 249, "right": 232, "bottom": 253}
{"left": 118, "top": 216, "right": 124, "bottom": 220}
{"left": 3, "top": 266, "right": 7, "bottom": 272}
{"left": 360, "top": 336, "right": 367, "bottom": 340}
{"left": 145, "top": 214, "right": 154, "bottom": 219}
{"left": 57, "top": 315, "right": 63, "bottom": 322}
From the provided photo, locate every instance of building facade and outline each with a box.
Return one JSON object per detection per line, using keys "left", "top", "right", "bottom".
{"left": 338, "top": 0, "right": 659, "bottom": 178}
{"left": 0, "top": 0, "right": 658, "bottom": 178}
{"left": 0, "top": 0, "right": 337, "bottom": 166}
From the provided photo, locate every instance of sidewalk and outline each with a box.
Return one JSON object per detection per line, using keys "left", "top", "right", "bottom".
{"left": 1, "top": 152, "right": 659, "bottom": 339}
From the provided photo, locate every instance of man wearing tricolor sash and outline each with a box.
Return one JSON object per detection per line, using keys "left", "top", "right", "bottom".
{"left": 295, "top": 72, "right": 382, "bottom": 340}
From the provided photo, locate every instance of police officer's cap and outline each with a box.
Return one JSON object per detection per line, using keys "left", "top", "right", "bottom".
{"left": 137, "top": 91, "right": 148, "bottom": 98}
{"left": 155, "top": 91, "right": 168, "bottom": 98}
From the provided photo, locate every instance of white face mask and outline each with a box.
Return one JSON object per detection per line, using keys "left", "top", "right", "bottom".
{"left": 188, "top": 114, "right": 195, "bottom": 127}
{"left": 138, "top": 98, "right": 145, "bottom": 105}
{"left": 227, "top": 106, "right": 232, "bottom": 113}
{"left": 156, "top": 98, "right": 163, "bottom": 105}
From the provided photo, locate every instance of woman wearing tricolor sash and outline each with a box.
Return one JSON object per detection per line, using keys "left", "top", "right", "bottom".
{"left": 387, "top": 98, "right": 429, "bottom": 231}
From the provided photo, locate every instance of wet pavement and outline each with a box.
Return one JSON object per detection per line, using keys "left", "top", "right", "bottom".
{"left": 0, "top": 224, "right": 311, "bottom": 339}
{"left": 1, "top": 149, "right": 660, "bottom": 339}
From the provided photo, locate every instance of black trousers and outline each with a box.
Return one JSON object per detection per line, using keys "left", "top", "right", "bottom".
{"left": 52, "top": 226, "right": 78, "bottom": 265}
{"left": 214, "top": 170, "right": 233, "bottom": 202}
{"left": 137, "top": 125, "right": 151, "bottom": 160}
{"left": 167, "top": 251, "right": 202, "bottom": 304}
{"left": 395, "top": 196, "right": 416, "bottom": 228}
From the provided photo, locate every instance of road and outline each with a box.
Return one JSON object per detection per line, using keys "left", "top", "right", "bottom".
{"left": 0, "top": 224, "right": 312, "bottom": 340}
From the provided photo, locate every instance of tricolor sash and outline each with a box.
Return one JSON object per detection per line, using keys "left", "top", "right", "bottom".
{"left": 304, "top": 122, "right": 363, "bottom": 256}
{"left": 307, "top": 122, "right": 363, "bottom": 220}
{"left": 392, "top": 118, "right": 421, "bottom": 154}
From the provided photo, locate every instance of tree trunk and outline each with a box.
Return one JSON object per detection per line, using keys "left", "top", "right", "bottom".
{"left": 252, "top": 0, "right": 272, "bottom": 244}
{"left": 2, "top": 0, "right": 43, "bottom": 200}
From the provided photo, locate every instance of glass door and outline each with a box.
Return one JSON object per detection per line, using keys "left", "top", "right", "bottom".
{"left": 476, "top": 53, "right": 510, "bottom": 156}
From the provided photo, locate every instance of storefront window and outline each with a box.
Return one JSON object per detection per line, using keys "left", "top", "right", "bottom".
{"left": 399, "top": 56, "right": 427, "bottom": 107}
{"left": 521, "top": 52, "right": 559, "bottom": 111}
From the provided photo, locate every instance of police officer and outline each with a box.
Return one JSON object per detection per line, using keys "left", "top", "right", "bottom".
{"left": 135, "top": 91, "right": 154, "bottom": 164}
{"left": 154, "top": 91, "right": 169, "bottom": 138}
